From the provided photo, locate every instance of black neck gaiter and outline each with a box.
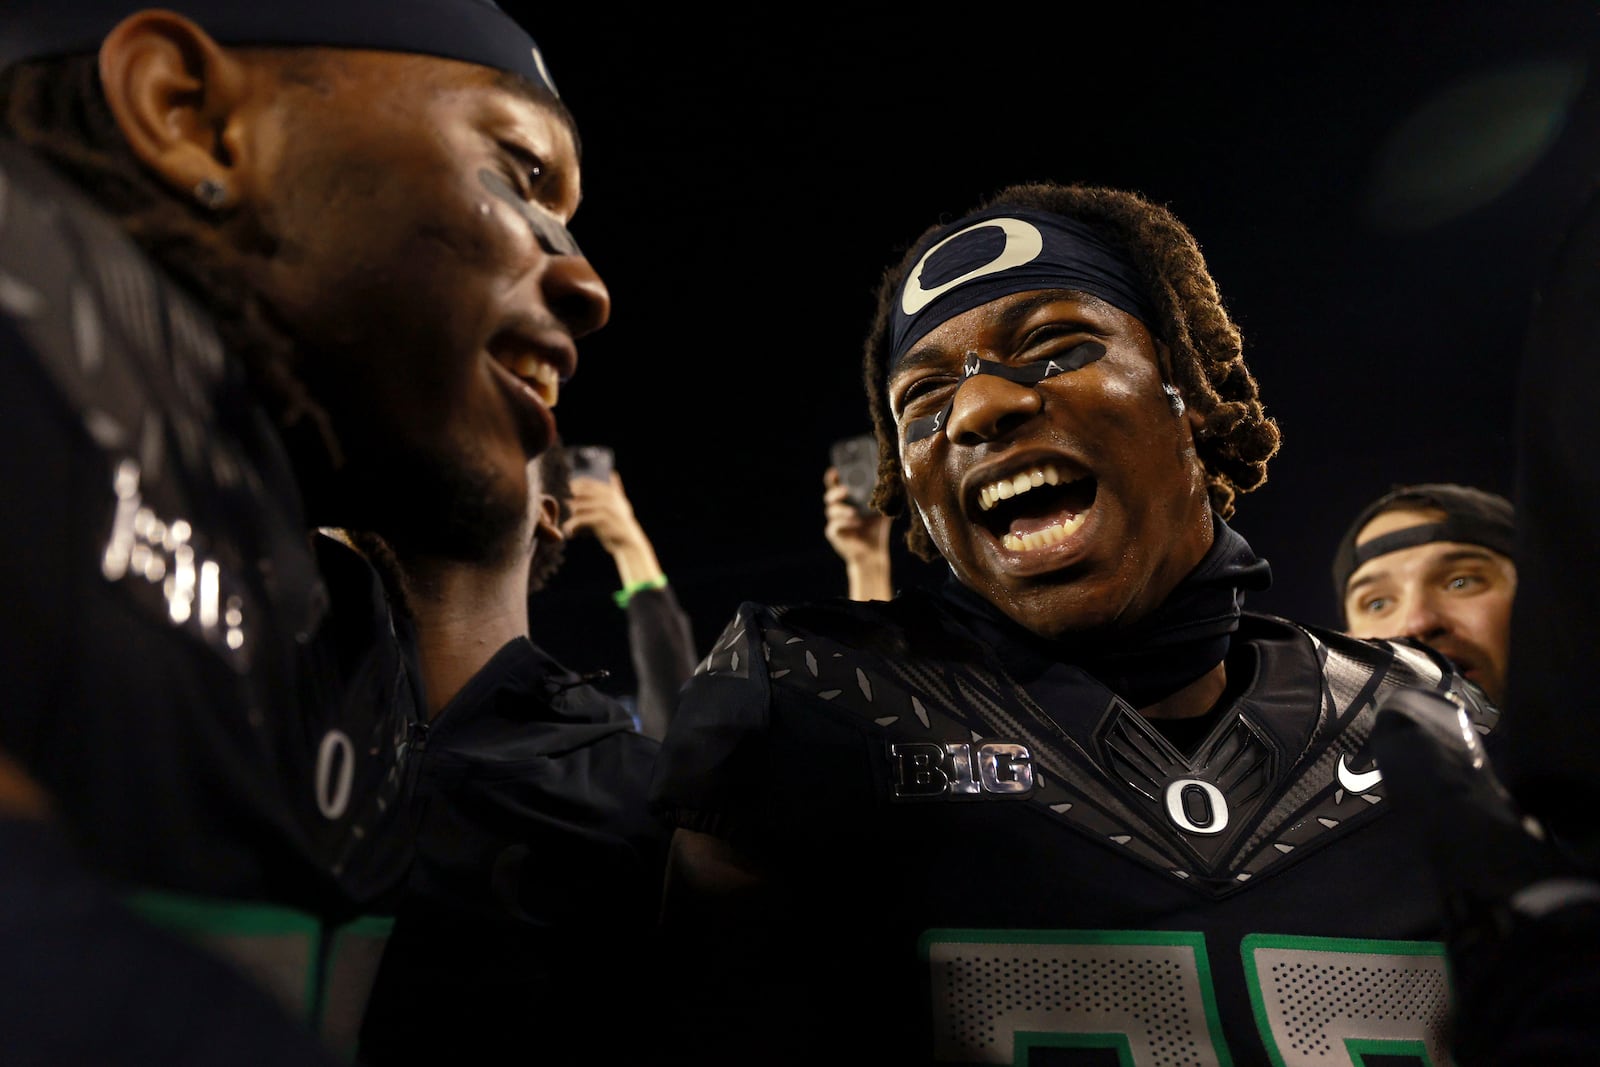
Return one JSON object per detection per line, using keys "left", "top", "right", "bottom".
{"left": 937, "top": 514, "right": 1273, "bottom": 708}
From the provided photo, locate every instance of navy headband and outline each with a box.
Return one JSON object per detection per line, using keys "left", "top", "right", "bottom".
{"left": 890, "top": 208, "right": 1155, "bottom": 365}
{"left": 0, "top": 0, "right": 558, "bottom": 97}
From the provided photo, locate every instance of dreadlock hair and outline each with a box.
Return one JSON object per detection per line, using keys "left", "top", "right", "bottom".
{"left": 862, "top": 181, "right": 1282, "bottom": 563}
{"left": 0, "top": 52, "right": 340, "bottom": 458}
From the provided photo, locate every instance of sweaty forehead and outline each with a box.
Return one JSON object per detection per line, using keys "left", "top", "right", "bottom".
{"left": 300, "top": 55, "right": 574, "bottom": 153}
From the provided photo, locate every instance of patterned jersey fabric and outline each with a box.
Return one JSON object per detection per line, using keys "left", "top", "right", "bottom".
{"left": 651, "top": 584, "right": 1497, "bottom": 1066}
{"left": 0, "top": 137, "right": 424, "bottom": 1046}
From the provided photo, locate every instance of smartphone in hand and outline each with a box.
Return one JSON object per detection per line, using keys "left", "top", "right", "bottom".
{"left": 829, "top": 433, "right": 879, "bottom": 515}
{"left": 567, "top": 444, "right": 615, "bottom": 483}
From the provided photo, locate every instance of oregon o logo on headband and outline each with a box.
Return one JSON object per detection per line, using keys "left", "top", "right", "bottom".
{"left": 530, "top": 46, "right": 557, "bottom": 96}
{"left": 900, "top": 218, "right": 1044, "bottom": 316}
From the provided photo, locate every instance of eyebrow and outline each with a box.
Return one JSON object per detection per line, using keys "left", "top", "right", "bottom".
{"left": 492, "top": 116, "right": 588, "bottom": 212}
{"left": 495, "top": 69, "right": 559, "bottom": 108}
{"left": 492, "top": 70, "right": 584, "bottom": 161}
{"left": 1346, "top": 546, "right": 1502, "bottom": 595}
{"left": 1345, "top": 571, "right": 1391, "bottom": 598}
{"left": 1431, "top": 547, "right": 1501, "bottom": 566}
{"left": 892, "top": 289, "right": 1105, "bottom": 376}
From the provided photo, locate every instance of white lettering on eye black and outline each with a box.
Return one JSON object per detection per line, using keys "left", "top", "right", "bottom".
{"left": 900, "top": 218, "right": 1044, "bottom": 315}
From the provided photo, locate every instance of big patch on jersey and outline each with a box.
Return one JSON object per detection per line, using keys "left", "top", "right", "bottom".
{"left": 705, "top": 598, "right": 1495, "bottom": 898}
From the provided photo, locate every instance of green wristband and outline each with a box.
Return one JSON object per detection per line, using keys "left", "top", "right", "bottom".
{"left": 613, "top": 574, "right": 669, "bottom": 609}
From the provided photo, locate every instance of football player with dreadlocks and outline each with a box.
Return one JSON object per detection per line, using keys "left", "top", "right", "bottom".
{"left": 649, "top": 180, "right": 1495, "bottom": 1066}
{"left": 0, "top": 1, "right": 609, "bottom": 1057}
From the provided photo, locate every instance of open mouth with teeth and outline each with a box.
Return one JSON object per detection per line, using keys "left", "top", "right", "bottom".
{"left": 485, "top": 338, "right": 565, "bottom": 457}
{"left": 486, "top": 322, "right": 570, "bottom": 411}
{"left": 491, "top": 348, "right": 563, "bottom": 409}
{"left": 976, "top": 462, "right": 1097, "bottom": 552}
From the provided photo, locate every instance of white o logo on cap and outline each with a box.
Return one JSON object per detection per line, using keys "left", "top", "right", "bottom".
{"left": 900, "top": 217, "right": 1045, "bottom": 316}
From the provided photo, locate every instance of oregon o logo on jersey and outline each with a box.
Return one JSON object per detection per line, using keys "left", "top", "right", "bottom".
{"left": 1164, "top": 778, "right": 1230, "bottom": 835}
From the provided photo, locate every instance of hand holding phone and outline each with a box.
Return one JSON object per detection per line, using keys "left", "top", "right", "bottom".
{"left": 567, "top": 444, "right": 615, "bottom": 484}
{"left": 829, "top": 433, "right": 878, "bottom": 515}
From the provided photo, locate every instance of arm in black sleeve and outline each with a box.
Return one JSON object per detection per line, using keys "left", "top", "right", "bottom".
{"left": 1504, "top": 178, "right": 1600, "bottom": 868}
{"left": 625, "top": 584, "right": 698, "bottom": 741}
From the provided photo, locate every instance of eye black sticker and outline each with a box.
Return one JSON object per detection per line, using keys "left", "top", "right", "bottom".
{"left": 902, "top": 341, "right": 1106, "bottom": 443}
{"left": 478, "top": 169, "right": 582, "bottom": 257}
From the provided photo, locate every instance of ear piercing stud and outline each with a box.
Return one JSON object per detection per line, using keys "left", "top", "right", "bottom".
{"left": 1162, "top": 382, "right": 1186, "bottom": 417}
{"left": 193, "top": 178, "right": 229, "bottom": 210}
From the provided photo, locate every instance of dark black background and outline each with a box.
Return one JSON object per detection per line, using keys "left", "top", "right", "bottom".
{"left": 501, "top": 2, "right": 1600, "bottom": 695}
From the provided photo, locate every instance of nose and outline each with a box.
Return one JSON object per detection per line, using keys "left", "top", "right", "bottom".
{"left": 942, "top": 372, "right": 1042, "bottom": 446}
{"left": 1394, "top": 592, "right": 1449, "bottom": 643}
{"left": 543, "top": 253, "right": 611, "bottom": 339}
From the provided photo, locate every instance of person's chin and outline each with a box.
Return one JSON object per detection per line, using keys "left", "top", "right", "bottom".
{"left": 351, "top": 445, "right": 526, "bottom": 564}
{"left": 996, "top": 575, "right": 1128, "bottom": 639}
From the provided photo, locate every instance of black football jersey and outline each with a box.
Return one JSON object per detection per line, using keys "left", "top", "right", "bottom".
{"left": 651, "top": 587, "right": 1497, "bottom": 1066}
{"left": 359, "top": 636, "right": 671, "bottom": 1067}
{"left": 0, "top": 138, "right": 422, "bottom": 1048}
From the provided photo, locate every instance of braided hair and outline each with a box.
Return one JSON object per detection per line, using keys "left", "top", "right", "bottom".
{"left": 0, "top": 53, "right": 342, "bottom": 458}
{"left": 861, "top": 181, "right": 1282, "bottom": 562}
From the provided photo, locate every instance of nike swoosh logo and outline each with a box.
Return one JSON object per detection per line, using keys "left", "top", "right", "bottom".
{"left": 1338, "top": 754, "right": 1383, "bottom": 794}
